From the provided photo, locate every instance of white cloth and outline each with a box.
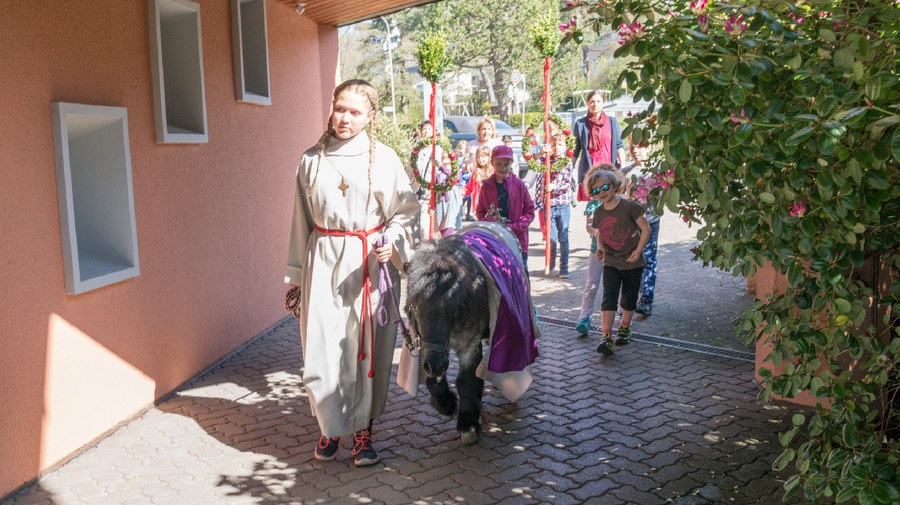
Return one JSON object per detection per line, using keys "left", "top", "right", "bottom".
{"left": 285, "top": 133, "right": 420, "bottom": 437}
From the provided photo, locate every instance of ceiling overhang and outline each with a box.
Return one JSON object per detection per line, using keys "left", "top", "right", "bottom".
{"left": 277, "top": 0, "right": 441, "bottom": 27}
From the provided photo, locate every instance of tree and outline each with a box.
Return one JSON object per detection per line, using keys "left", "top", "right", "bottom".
{"left": 392, "top": 0, "right": 590, "bottom": 120}
{"left": 566, "top": 1, "right": 899, "bottom": 503}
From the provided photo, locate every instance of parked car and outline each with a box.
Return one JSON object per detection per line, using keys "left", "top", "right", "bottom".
{"left": 442, "top": 116, "right": 529, "bottom": 178}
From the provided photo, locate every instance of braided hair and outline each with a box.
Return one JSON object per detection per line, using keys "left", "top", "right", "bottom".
{"left": 309, "top": 79, "right": 379, "bottom": 204}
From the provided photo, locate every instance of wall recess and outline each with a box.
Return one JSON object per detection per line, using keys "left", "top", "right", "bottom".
{"left": 149, "top": 0, "right": 209, "bottom": 143}
{"left": 232, "top": 0, "right": 271, "bottom": 105}
{"left": 51, "top": 102, "right": 140, "bottom": 295}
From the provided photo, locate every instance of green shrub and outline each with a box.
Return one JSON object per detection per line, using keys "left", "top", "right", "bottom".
{"left": 566, "top": 1, "right": 899, "bottom": 503}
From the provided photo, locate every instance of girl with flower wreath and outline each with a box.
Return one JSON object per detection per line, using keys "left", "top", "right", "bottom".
{"left": 463, "top": 144, "right": 493, "bottom": 219}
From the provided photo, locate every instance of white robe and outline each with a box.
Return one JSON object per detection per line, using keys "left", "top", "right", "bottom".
{"left": 285, "top": 133, "right": 419, "bottom": 437}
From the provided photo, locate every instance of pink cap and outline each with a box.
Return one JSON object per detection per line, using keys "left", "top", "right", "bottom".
{"left": 491, "top": 144, "right": 514, "bottom": 160}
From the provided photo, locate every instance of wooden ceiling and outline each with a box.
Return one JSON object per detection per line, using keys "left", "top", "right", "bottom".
{"left": 276, "top": 0, "right": 441, "bottom": 27}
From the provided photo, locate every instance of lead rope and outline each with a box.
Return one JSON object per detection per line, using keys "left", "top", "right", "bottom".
{"left": 374, "top": 235, "right": 417, "bottom": 355}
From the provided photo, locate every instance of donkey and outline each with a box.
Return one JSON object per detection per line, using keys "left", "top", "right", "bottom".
{"left": 404, "top": 234, "right": 491, "bottom": 445}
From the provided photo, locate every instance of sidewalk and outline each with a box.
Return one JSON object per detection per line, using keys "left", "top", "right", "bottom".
{"left": 5, "top": 209, "right": 800, "bottom": 505}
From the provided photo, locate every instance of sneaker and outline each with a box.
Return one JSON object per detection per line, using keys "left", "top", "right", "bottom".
{"left": 596, "top": 335, "right": 615, "bottom": 356}
{"left": 614, "top": 326, "right": 632, "bottom": 345}
{"left": 635, "top": 302, "right": 652, "bottom": 317}
{"left": 558, "top": 272, "right": 570, "bottom": 279}
{"left": 351, "top": 429, "right": 380, "bottom": 466}
{"left": 575, "top": 317, "right": 591, "bottom": 337}
{"left": 314, "top": 436, "right": 340, "bottom": 461}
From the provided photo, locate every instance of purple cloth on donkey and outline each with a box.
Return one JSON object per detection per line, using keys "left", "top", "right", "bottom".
{"left": 459, "top": 229, "right": 538, "bottom": 373}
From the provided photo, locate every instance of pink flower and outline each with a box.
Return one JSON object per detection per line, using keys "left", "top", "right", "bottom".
{"left": 633, "top": 181, "right": 650, "bottom": 204}
{"left": 698, "top": 14, "right": 709, "bottom": 32}
{"left": 790, "top": 200, "right": 807, "bottom": 218}
{"left": 559, "top": 16, "right": 577, "bottom": 34}
{"left": 729, "top": 108, "right": 749, "bottom": 131}
{"left": 690, "top": 0, "right": 707, "bottom": 14}
{"left": 617, "top": 21, "right": 645, "bottom": 45}
{"left": 725, "top": 14, "right": 747, "bottom": 36}
{"left": 788, "top": 12, "right": 804, "bottom": 24}
{"left": 832, "top": 19, "right": 847, "bottom": 31}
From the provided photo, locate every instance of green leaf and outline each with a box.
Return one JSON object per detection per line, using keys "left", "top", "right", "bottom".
{"left": 679, "top": 80, "right": 692, "bottom": 103}
{"left": 833, "top": 48, "right": 854, "bottom": 69}
{"left": 729, "top": 86, "right": 746, "bottom": 106}
{"left": 820, "top": 29, "right": 836, "bottom": 43}
{"left": 734, "top": 123, "right": 753, "bottom": 142}
{"left": 841, "top": 424, "right": 861, "bottom": 448}
{"left": 786, "top": 126, "right": 815, "bottom": 146}
{"left": 774, "top": 448, "right": 795, "bottom": 471}
{"left": 760, "top": 192, "right": 776, "bottom": 204}
{"left": 792, "top": 413, "right": 806, "bottom": 426}
{"left": 872, "top": 481, "right": 900, "bottom": 504}
{"left": 836, "top": 107, "right": 867, "bottom": 125}
{"left": 836, "top": 486, "right": 857, "bottom": 503}
{"left": 866, "top": 78, "right": 882, "bottom": 101}
{"left": 783, "top": 475, "right": 801, "bottom": 498}
{"left": 852, "top": 61, "right": 864, "bottom": 81}
{"left": 893, "top": 128, "right": 900, "bottom": 161}
{"left": 834, "top": 298, "right": 851, "bottom": 314}
{"left": 810, "top": 376, "right": 824, "bottom": 396}
{"left": 866, "top": 171, "right": 889, "bottom": 189}
{"left": 871, "top": 116, "right": 900, "bottom": 128}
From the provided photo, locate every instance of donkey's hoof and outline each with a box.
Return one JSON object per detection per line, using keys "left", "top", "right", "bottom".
{"left": 460, "top": 427, "right": 478, "bottom": 446}
{"left": 430, "top": 395, "right": 457, "bottom": 416}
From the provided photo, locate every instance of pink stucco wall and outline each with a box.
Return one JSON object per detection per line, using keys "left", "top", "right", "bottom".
{"left": 0, "top": 1, "right": 338, "bottom": 496}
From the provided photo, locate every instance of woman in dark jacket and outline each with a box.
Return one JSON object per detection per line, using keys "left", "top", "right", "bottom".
{"left": 572, "top": 90, "right": 626, "bottom": 201}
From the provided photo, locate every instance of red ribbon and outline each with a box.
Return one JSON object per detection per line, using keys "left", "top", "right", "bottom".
{"left": 314, "top": 223, "right": 386, "bottom": 378}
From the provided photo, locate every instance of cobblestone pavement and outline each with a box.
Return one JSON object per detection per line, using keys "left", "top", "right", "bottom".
{"left": 5, "top": 206, "right": 804, "bottom": 505}
{"left": 5, "top": 322, "right": 802, "bottom": 505}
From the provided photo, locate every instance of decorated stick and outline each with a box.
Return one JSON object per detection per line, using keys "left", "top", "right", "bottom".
{"left": 415, "top": 31, "right": 450, "bottom": 240}
{"left": 543, "top": 57, "right": 552, "bottom": 274}
{"left": 529, "top": 15, "right": 562, "bottom": 275}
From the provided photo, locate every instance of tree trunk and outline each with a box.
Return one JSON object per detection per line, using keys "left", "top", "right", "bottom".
{"left": 479, "top": 67, "right": 498, "bottom": 117}
{"left": 491, "top": 60, "right": 507, "bottom": 121}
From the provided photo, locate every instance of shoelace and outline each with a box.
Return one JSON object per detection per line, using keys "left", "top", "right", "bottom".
{"left": 317, "top": 436, "right": 339, "bottom": 450}
{"left": 352, "top": 431, "right": 372, "bottom": 454}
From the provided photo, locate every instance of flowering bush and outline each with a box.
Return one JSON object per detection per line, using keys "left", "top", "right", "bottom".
{"left": 564, "top": 1, "right": 899, "bottom": 503}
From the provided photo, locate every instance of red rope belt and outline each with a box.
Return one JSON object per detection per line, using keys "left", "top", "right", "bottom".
{"left": 314, "top": 223, "right": 386, "bottom": 378}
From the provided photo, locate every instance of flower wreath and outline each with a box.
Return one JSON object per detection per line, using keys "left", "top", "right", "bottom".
{"left": 520, "top": 113, "right": 576, "bottom": 173}
{"left": 409, "top": 136, "right": 460, "bottom": 194}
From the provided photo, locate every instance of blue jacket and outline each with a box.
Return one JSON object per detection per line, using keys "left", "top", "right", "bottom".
{"left": 573, "top": 114, "right": 624, "bottom": 184}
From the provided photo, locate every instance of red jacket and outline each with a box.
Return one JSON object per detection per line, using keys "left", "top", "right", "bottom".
{"left": 475, "top": 175, "right": 535, "bottom": 253}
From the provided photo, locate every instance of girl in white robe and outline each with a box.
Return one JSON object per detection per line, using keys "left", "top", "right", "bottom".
{"left": 285, "top": 80, "right": 419, "bottom": 466}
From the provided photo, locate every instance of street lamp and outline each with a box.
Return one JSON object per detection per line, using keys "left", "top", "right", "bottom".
{"left": 378, "top": 16, "right": 398, "bottom": 125}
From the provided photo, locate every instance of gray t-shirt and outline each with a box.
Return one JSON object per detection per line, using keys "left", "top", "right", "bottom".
{"left": 591, "top": 197, "right": 645, "bottom": 270}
